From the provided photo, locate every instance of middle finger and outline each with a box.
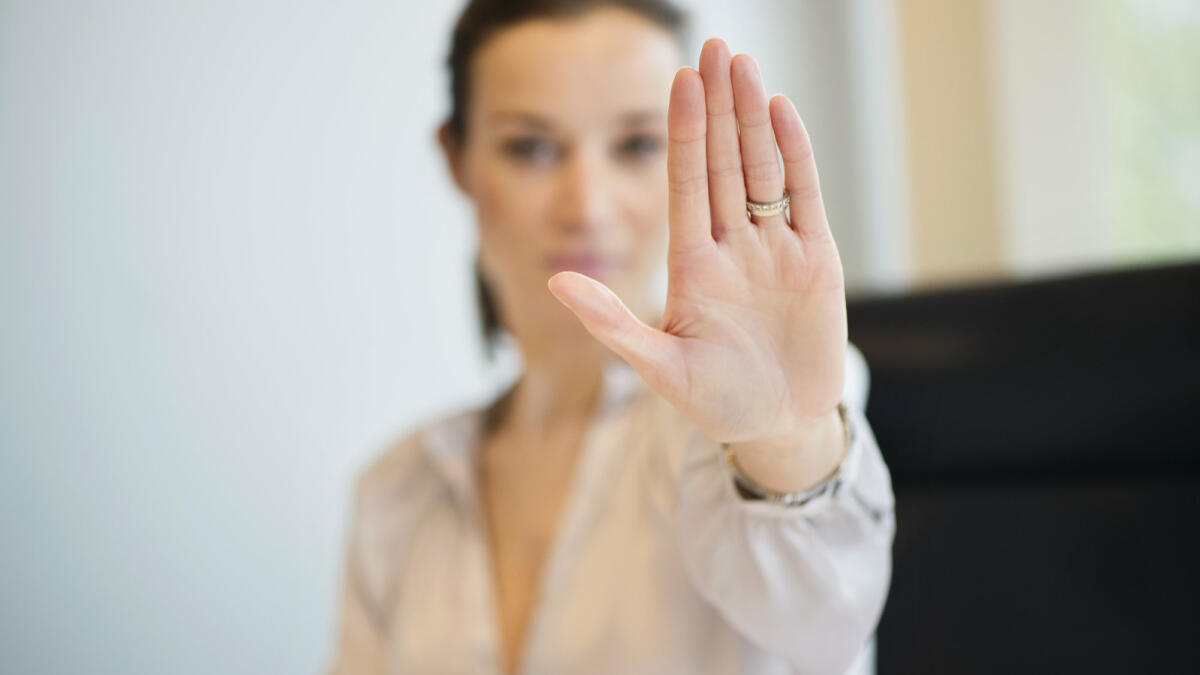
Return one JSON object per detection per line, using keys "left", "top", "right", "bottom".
{"left": 699, "top": 39, "right": 747, "bottom": 239}
{"left": 731, "top": 54, "right": 787, "bottom": 228}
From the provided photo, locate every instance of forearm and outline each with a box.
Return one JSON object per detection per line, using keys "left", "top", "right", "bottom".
{"left": 672, "top": 407, "right": 896, "bottom": 674}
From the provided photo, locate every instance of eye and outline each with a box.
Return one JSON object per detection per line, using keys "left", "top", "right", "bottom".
{"left": 614, "top": 133, "right": 663, "bottom": 161}
{"left": 501, "top": 136, "right": 560, "bottom": 164}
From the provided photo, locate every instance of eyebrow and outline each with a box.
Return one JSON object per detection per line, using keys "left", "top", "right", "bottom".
{"left": 486, "top": 109, "right": 666, "bottom": 129}
{"left": 617, "top": 109, "right": 667, "bottom": 126}
{"left": 487, "top": 112, "right": 553, "bottom": 129}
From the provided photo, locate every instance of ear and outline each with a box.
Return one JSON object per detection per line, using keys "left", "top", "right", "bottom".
{"left": 436, "top": 122, "right": 470, "bottom": 195}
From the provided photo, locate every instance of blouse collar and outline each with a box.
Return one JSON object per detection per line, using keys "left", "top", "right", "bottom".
{"left": 418, "top": 358, "right": 647, "bottom": 509}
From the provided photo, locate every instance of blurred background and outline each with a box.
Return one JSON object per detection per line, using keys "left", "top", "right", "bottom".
{"left": 2, "top": 0, "right": 1197, "bottom": 673}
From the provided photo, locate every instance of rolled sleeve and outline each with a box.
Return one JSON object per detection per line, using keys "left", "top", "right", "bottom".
{"left": 672, "top": 345, "right": 896, "bottom": 674}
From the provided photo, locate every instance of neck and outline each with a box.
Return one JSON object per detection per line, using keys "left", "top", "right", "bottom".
{"left": 494, "top": 336, "right": 610, "bottom": 434}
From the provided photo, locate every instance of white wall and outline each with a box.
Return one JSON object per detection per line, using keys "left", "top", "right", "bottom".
{"left": 1, "top": 2, "right": 484, "bottom": 672}
{"left": 987, "top": 0, "right": 1112, "bottom": 277}
{"left": 0, "top": 2, "right": 894, "bottom": 672}
{"left": 987, "top": 0, "right": 1200, "bottom": 277}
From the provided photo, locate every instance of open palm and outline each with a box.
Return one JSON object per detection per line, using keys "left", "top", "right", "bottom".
{"left": 548, "top": 38, "right": 846, "bottom": 446}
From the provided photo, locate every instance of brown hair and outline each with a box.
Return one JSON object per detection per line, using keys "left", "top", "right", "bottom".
{"left": 443, "top": 0, "right": 689, "bottom": 359}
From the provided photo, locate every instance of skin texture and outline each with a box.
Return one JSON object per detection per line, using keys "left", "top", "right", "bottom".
{"left": 437, "top": 8, "right": 847, "bottom": 673}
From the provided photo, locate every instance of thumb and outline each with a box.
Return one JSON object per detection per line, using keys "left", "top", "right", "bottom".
{"left": 547, "top": 271, "right": 678, "bottom": 383}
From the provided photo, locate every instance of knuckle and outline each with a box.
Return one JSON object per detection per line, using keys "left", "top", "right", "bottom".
{"left": 668, "top": 129, "right": 706, "bottom": 145}
{"left": 787, "top": 181, "right": 822, "bottom": 202}
{"left": 737, "top": 115, "right": 772, "bottom": 132}
{"left": 742, "top": 158, "right": 782, "bottom": 182}
{"left": 782, "top": 144, "right": 814, "bottom": 165}
{"left": 706, "top": 162, "right": 743, "bottom": 181}
{"left": 706, "top": 106, "right": 736, "bottom": 120}
{"left": 669, "top": 174, "right": 708, "bottom": 197}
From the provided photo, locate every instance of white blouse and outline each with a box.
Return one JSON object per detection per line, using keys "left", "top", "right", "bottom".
{"left": 329, "top": 344, "right": 895, "bottom": 675}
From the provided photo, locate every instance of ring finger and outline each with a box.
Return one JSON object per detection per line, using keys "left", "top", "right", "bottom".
{"left": 730, "top": 54, "right": 787, "bottom": 228}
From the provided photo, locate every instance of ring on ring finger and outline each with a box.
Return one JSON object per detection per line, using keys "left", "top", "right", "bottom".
{"left": 746, "top": 189, "right": 790, "bottom": 219}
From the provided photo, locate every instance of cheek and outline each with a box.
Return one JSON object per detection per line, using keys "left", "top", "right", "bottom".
{"left": 623, "top": 168, "right": 670, "bottom": 265}
{"left": 477, "top": 158, "right": 564, "bottom": 235}
{"left": 470, "top": 162, "right": 554, "bottom": 282}
{"left": 474, "top": 167, "right": 535, "bottom": 235}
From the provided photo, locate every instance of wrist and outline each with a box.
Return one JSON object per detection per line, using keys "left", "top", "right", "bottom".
{"left": 725, "top": 405, "right": 847, "bottom": 494}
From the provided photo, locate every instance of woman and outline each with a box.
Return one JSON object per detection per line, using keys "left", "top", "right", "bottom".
{"left": 330, "top": 1, "right": 895, "bottom": 673}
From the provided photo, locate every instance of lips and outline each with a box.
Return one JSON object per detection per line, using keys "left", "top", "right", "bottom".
{"left": 545, "top": 253, "right": 622, "bottom": 279}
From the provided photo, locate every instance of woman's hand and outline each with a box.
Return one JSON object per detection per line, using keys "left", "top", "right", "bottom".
{"left": 548, "top": 39, "right": 847, "bottom": 490}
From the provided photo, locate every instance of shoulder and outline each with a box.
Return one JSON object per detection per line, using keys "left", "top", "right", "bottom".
{"left": 343, "top": 404, "right": 484, "bottom": 604}
{"left": 350, "top": 404, "right": 481, "bottom": 513}
{"left": 338, "top": 401, "right": 477, "bottom": 612}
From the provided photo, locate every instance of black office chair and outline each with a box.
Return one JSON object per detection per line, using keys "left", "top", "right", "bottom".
{"left": 848, "top": 261, "right": 1200, "bottom": 674}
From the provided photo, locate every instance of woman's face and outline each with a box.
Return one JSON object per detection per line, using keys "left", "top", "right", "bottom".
{"left": 443, "top": 7, "right": 682, "bottom": 344}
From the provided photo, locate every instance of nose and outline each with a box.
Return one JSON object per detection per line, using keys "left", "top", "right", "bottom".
{"left": 554, "top": 146, "right": 614, "bottom": 235}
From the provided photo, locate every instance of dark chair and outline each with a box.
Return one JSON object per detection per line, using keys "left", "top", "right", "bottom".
{"left": 848, "top": 261, "right": 1200, "bottom": 674}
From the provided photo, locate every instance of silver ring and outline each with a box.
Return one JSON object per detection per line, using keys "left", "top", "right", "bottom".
{"left": 746, "top": 189, "right": 790, "bottom": 217}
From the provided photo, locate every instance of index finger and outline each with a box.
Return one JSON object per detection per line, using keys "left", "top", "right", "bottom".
{"left": 666, "top": 67, "right": 714, "bottom": 254}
